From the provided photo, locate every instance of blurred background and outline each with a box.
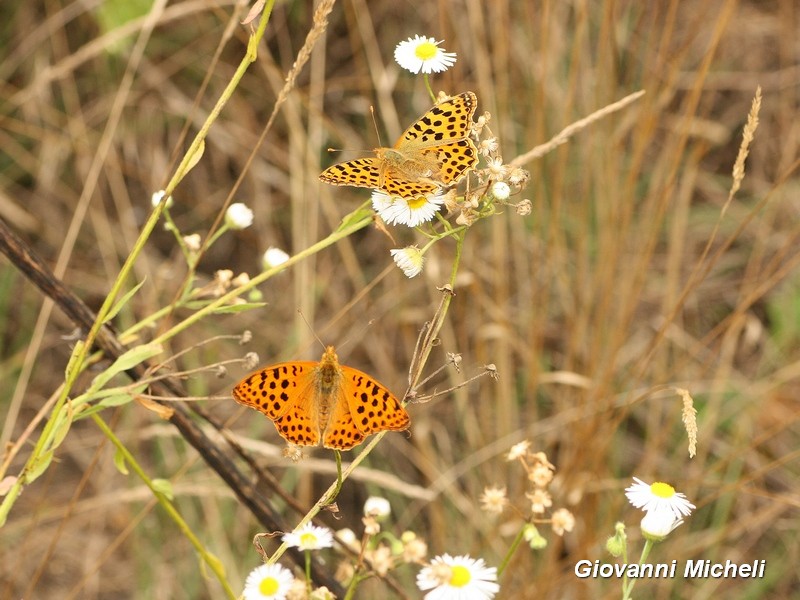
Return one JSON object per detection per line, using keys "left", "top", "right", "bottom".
{"left": 1, "top": 0, "right": 798, "bottom": 598}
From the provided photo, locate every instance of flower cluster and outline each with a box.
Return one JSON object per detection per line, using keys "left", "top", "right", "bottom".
{"left": 332, "top": 497, "right": 431, "bottom": 590}
{"left": 452, "top": 115, "right": 531, "bottom": 227}
{"left": 480, "top": 442, "right": 575, "bottom": 548}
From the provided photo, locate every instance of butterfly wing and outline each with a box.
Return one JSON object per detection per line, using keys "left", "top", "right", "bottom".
{"left": 418, "top": 139, "right": 479, "bottom": 185}
{"left": 321, "top": 365, "right": 409, "bottom": 449}
{"left": 319, "top": 157, "right": 383, "bottom": 189}
{"left": 396, "top": 91, "right": 478, "bottom": 150}
{"left": 232, "top": 361, "right": 322, "bottom": 446}
{"left": 380, "top": 171, "right": 441, "bottom": 198}
{"left": 321, "top": 391, "right": 366, "bottom": 450}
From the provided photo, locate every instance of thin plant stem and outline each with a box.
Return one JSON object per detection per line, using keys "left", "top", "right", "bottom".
{"left": 324, "top": 450, "right": 344, "bottom": 505}
{"left": 423, "top": 74, "right": 435, "bottom": 101}
{"left": 92, "top": 414, "right": 236, "bottom": 599}
{"left": 497, "top": 524, "right": 527, "bottom": 577}
{"left": 622, "top": 539, "right": 653, "bottom": 600}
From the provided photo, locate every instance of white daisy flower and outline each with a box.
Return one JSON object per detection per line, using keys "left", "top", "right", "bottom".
{"left": 417, "top": 554, "right": 500, "bottom": 599}
{"left": 242, "top": 563, "right": 295, "bottom": 600}
{"left": 225, "top": 202, "right": 254, "bottom": 229}
{"left": 625, "top": 477, "right": 696, "bottom": 519}
{"left": 394, "top": 35, "right": 457, "bottom": 74}
{"left": 282, "top": 523, "right": 334, "bottom": 551}
{"left": 262, "top": 246, "right": 290, "bottom": 270}
{"left": 364, "top": 496, "right": 392, "bottom": 520}
{"left": 390, "top": 247, "right": 425, "bottom": 278}
{"left": 372, "top": 190, "right": 444, "bottom": 227}
{"left": 640, "top": 508, "right": 685, "bottom": 542}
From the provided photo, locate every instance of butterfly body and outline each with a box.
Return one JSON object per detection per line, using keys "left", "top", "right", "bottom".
{"left": 319, "top": 92, "right": 479, "bottom": 199}
{"left": 232, "top": 346, "right": 409, "bottom": 450}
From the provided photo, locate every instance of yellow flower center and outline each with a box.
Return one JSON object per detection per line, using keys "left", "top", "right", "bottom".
{"left": 259, "top": 576, "right": 279, "bottom": 595}
{"left": 449, "top": 565, "right": 472, "bottom": 587}
{"left": 300, "top": 532, "right": 317, "bottom": 547}
{"left": 414, "top": 41, "right": 439, "bottom": 61}
{"left": 651, "top": 482, "right": 675, "bottom": 498}
{"left": 406, "top": 195, "right": 428, "bottom": 210}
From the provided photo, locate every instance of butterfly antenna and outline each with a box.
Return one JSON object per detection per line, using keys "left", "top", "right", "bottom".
{"left": 370, "top": 105, "right": 384, "bottom": 146}
{"left": 297, "top": 309, "right": 327, "bottom": 351}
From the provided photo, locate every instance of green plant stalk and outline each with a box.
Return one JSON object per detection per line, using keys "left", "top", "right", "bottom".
{"left": 91, "top": 413, "right": 237, "bottom": 600}
{"left": 304, "top": 550, "right": 312, "bottom": 596}
{"left": 497, "top": 523, "right": 527, "bottom": 577}
{"left": 343, "top": 569, "right": 369, "bottom": 600}
{"left": 423, "top": 74, "right": 435, "bottom": 102}
{"left": 323, "top": 450, "right": 344, "bottom": 505}
{"left": 409, "top": 229, "right": 464, "bottom": 389}
{"left": 0, "top": 2, "right": 277, "bottom": 528}
{"left": 622, "top": 539, "right": 653, "bottom": 600}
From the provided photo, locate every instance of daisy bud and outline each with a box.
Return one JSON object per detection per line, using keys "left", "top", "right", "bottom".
{"left": 262, "top": 246, "right": 290, "bottom": 270}
{"left": 225, "top": 202, "right": 254, "bottom": 230}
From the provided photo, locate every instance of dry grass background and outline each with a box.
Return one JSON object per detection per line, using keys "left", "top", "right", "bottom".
{"left": 1, "top": 0, "right": 799, "bottom": 598}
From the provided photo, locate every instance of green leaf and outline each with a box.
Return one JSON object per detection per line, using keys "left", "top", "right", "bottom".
{"left": 89, "top": 343, "right": 163, "bottom": 393}
{"left": 49, "top": 404, "right": 73, "bottom": 451}
{"left": 183, "top": 301, "right": 266, "bottom": 314}
{"left": 113, "top": 447, "right": 129, "bottom": 475}
{"left": 24, "top": 450, "right": 54, "bottom": 484}
{"left": 65, "top": 340, "right": 86, "bottom": 381}
{"left": 337, "top": 206, "right": 373, "bottom": 231}
{"left": 97, "top": 392, "right": 135, "bottom": 408}
{"left": 71, "top": 403, "right": 106, "bottom": 420}
{"left": 104, "top": 279, "right": 146, "bottom": 325}
{"left": 92, "top": 383, "right": 148, "bottom": 402}
{"left": 184, "top": 140, "right": 205, "bottom": 176}
{"left": 72, "top": 384, "right": 148, "bottom": 420}
{"left": 210, "top": 302, "right": 267, "bottom": 314}
{"left": 151, "top": 478, "right": 174, "bottom": 500}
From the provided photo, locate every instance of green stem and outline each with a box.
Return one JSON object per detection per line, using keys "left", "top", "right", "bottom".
{"left": 622, "top": 539, "right": 653, "bottom": 600}
{"left": 497, "top": 523, "right": 526, "bottom": 577}
{"left": 305, "top": 550, "right": 312, "bottom": 595}
{"left": 423, "top": 74, "right": 435, "bottom": 102}
{"left": 92, "top": 414, "right": 236, "bottom": 599}
{"left": 323, "top": 450, "right": 344, "bottom": 505}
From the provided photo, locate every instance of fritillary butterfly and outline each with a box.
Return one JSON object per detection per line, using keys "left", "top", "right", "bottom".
{"left": 319, "top": 91, "right": 479, "bottom": 199}
{"left": 232, "top": 346, "right": 409, "bottom": 450}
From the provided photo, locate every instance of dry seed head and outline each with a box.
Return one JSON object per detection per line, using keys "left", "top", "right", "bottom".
{"left": 243, "top": 351, "right": 260, "bottom": 370}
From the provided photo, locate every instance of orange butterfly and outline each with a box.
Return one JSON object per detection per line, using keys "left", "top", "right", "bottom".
{"left": 232, "top": 346, "right": 409, "bottom": 450}
{"left": 319, "top": 91, "right": 479, "bottom": 199}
